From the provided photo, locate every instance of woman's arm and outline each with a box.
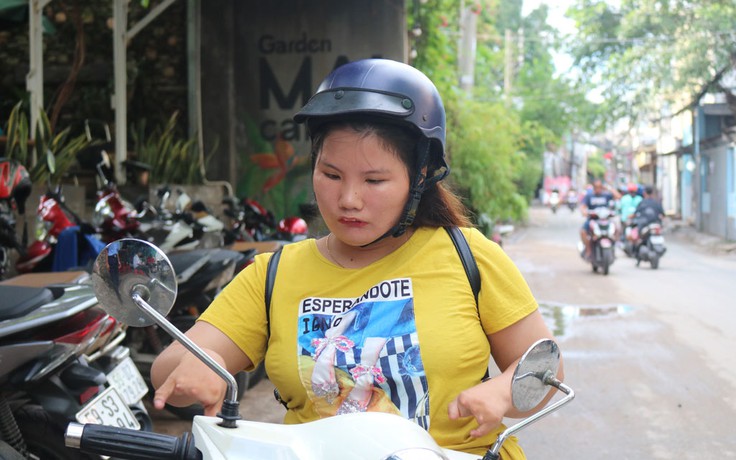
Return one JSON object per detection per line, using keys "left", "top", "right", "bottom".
{"left": 448, "top": 310, "right": 563, "bottom": 437}
{"left": 150, "top": 321, "right": 252, "bottom": 416}
{"left": 488, "top": 309, "right": 563, "bottom": 418}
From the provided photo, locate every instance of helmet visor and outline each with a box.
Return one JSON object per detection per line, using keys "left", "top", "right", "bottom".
{"left": 294, "top": 89, "right": 414, "bottom": 124}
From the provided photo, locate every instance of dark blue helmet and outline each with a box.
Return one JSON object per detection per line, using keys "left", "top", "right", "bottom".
{"left": 294, "top": 59, "right": 448, "bottom": 181}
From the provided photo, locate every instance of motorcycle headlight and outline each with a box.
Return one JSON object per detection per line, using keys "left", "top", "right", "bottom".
{"left": 93, "top": 200, "right": 114, "bottom": 227}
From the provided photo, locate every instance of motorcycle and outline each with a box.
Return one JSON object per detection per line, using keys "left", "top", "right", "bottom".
{"left": 548, "top": 190, "right": 560, "bottom": 214}
{"left": 64, "top": 238, "right": 575, "bottom": 460}
{"left": 15, "top": 185, "right": 106, "bottom": 274}
{"left": 632, "top": 220, "right": 667, "bottom": 269}
{"left": 621, "top": 214, "right": 639, "bottom": 258}
{"left": 565, "top": 191, "right": 578, "bottom": 212}
{"left": 0, "top": 271, "right": 151, "bottom": 459}
{"left": 138, "top": 186, "right": 227, "bottom": 253}
{"left": 0, "top": 158, "right": 32, "bottom": 279}
{"left": 0, "top": 203, "right": 24, "bottom": 280}
{"left": 89, "top": 151, "right": 144, "bottom": 243}
{"left": 579, "top": 206, "right": 616, "bottom": 275}
{"left": 222, "top": 196, "right": 308, "bottom": 244}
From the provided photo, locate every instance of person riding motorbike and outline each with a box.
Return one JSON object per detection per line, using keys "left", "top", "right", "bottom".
{"left": 579, "top": 179, "right": 616, "bottom": 260}
{"left": 565, "top": 188, "right": 578, "bottom": 210}
{"left": 548, "top": 187, "right": 560, "bottom": 212}
{"left": 148, "top": 58, "right": 563, "bottom": 459}
{"left": 618, "top": 182, "right": 642, "bottom": 243}
{"left": 631, "top": 186, "right": 665, "bottom": 245}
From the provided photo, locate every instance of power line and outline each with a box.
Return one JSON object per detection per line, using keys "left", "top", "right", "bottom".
{"left": 477, "top": 29, "right": 736, "bottom": 46}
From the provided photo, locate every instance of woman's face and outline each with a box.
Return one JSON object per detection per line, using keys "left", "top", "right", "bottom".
{"left": 313, "top": 127, "right": 410, "bottom": 247}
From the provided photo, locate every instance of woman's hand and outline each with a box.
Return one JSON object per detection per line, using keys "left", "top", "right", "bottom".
{"left": 150, "top": 321, "right": 252, "bottom": 416}
{"left": 153, "top": 349, "right": 228, "bottom": 416}
{"left": 447, "top": 376, "right": 513, "bottom": 438}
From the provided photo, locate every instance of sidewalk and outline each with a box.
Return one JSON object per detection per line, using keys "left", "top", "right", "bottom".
{"left": 665, "top": 219, "right": 736, "bottom": 256}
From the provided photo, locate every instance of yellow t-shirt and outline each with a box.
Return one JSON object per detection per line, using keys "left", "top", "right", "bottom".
{"left": 199, "top": 226, "right": 537, "bottom": 458}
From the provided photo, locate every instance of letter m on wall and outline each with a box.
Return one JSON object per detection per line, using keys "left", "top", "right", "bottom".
{"left": 260, "top": 57, "right": 312, "bottom": 110}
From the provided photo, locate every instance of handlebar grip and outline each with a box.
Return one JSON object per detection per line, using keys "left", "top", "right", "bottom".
{"left": 65, "top": 423, "right": 201, "bottom": 460}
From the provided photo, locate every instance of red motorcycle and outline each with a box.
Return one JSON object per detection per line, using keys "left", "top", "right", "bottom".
{"left": 222, "top": 196, "right": 308, "bottom": 244}
{"left": 89, "top": 151, "right": 142, "bottom": 243}
{"left": 15, "top": 186, "right": 105, "bottom": 273}
{"left": 0, "top": 158, "right": 32, "bottom": 278}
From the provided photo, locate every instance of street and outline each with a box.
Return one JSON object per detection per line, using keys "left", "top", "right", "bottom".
{"left": 508, "top": 205, "right": 736, "bottom": 459}
{"left": 151, "top": 205, "right": 736, "bottom": 459}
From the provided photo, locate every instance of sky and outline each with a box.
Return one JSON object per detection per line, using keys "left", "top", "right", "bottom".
{"left": 521, "top": 0, "right": 576, "bottom": 29}
{"left": 521, "top": 0, "right": 576, "bottom": 76}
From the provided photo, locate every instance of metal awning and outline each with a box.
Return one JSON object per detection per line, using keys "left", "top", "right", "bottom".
{"left": 24, "top": 0, "right": 179, "bottom": 183}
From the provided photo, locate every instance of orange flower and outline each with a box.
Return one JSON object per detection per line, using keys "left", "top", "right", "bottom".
{"left": 250, "top": 134, "right": 300, "bottom": 192}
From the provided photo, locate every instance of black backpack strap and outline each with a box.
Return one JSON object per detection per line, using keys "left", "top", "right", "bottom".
{"left": 445, "top": 226, "right": 480, "bottom": 305}
{"left": 264, "top": 247, "right": 283, "bottom": 327}
{"left": 264, "top": 247, "right": 289, "bottom": 409}
{"left": 445, "top": 226, "right": 487, "bottom": 382}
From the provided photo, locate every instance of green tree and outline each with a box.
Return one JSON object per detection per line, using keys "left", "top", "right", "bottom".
{"left": 446, "top": 95, "right": 528, "bottom": 222}
{"left": 408, "top": 0, "right": 600, "bottom": 226}
{"left": 567, "top": 0, "right": 736, "bottom": 122}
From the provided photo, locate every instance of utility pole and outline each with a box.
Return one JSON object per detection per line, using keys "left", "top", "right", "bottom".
{"left": 458, "top": 4, "right": 478, "bottom": 94}
{"left": 503, "top": 29, "right": 513, "bottom": 106}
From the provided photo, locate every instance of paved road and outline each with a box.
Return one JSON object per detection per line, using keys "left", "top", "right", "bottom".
{"left": 508, "top": 205, "right": 736, "bottom": 459}
{"left": 151, "top": 205, "right": 736, "bottom": 459}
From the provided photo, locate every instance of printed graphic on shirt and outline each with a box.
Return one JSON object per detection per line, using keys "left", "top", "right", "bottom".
{"left": 297, "top": 278, "right": 430, "bottom": 429}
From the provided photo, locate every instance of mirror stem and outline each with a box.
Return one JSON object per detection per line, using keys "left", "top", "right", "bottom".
{"left": 483, "top": 372, "right": 575, "bottom": 460}
{"left": 131, "top": 292, "right": 241, "bottom": 427}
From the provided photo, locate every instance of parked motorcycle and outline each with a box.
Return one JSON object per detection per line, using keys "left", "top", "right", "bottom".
{"left": 136, "top": 186, "right": 227, "bottom": 253}
{"left": 0, "top": 203, "right": 23, "bottom": 279}
{"left": 632, "top": 220, "right": 667, "bottom": 269}
{"left": 15, "top": 185, "right": 106, "bottom": 274}
{"left": 89, "top": 151, "right": 143, "bottom": 243}
{"left": 579, "top": 206, "right": 616, "bottom": 275}
{"left": 221, "top": 195, "right": 308, "bottom": 244}
{"left": 0, "top": 271, "right": 151, "bottom": 459}
{"left": 64, "top": 238, "right": 574, "bottom": 460}
{"left": 0, "top": 158, "right": 32, "bottom": 279}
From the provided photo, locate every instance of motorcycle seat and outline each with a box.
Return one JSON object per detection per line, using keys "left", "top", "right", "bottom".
{"left": 0, "top": 285, "right": 55, "bottom": 321}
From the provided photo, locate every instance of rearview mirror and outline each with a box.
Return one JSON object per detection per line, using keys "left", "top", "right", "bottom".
{"left": 91, "top": 238, "right": 177, "bottom": 327}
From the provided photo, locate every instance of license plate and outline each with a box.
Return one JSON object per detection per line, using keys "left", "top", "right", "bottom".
{"left": 106, "top": 356, "right": 148, "bottom": 406}
{"left": 75, "top": 386, "right": 141, "bottom": 430}
{"left": 650, "top": 235, "right": 665, "bottom": 244}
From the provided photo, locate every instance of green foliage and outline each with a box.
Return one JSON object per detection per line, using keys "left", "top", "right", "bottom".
{"left": 586, "top": 150, "right": 607, "bottom": 180}
{"left": 446, "top": 96, "right": 528, "bottom": 222}
{"left": 3, "top": 101, "right": 90, "bottom": 184}
{"left": 409, "top": 0, "right": 459, "bottom": 93}
{"left": 567, "top": 0, "right": 736, "bottom": 122}
{"left": 408, "top": 0, "right": 607, "bottom": 224}
{"left": 131, "top": 112, "right": 208, "bottom": 185}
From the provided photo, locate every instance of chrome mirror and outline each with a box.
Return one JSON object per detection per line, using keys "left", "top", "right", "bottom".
{"left": 484, "top": 338, "right": 573, "bottom": 460}
{"left": 511, "top": 338, "right": 560, "bottom": 411}
{"left": 91, "top": 238, "right": 177, "bottom": 327}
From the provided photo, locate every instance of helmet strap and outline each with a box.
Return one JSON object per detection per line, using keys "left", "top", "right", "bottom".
{"left": 360, "top": 138, "right": 433, "bottom": 247}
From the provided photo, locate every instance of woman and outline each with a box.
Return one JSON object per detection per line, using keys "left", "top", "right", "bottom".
{"left": 151, "top": 58, "right": 562, "bottom": 458}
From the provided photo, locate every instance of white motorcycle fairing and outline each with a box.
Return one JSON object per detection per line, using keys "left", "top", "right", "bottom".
{"left": 191, "top": 412, "right": 477, "bottom": 460}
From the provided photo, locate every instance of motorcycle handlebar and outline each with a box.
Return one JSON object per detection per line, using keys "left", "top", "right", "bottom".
{"left": 65, "top": 423, "right": 201, "bottom": 460}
